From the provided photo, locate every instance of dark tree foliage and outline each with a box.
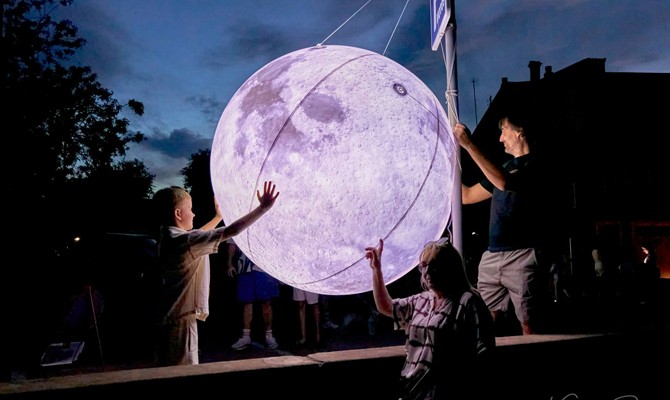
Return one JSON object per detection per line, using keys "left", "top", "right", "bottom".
{"left": 1, "top": 0, "right": 155, "bottom": 379}
{"left": 2, "top": 0, "right": 154, "bottom": 235}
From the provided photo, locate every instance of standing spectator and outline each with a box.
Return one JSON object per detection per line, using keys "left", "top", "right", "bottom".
{"left": 616, "top": 245, "right": 638, "bottom": 305}
{"left": 365, "top": 237, "right": 495, "bottom": 399}
{"left": 320, "top": 295, "right": 340, "bottom": 331}
{"left": 455, "top": 111, "right": 551, "bottom": 335}
{"left": 641, "top": 244, "right": 658, "bottom": 272}
{"left": 638, "top": 243, "right": 660, "bottom": 305}
{"left": 153, "top": 181, "right": 279, "bottom": 366}
{"left": 227, "top": 240, "right": 280, "bottom": 350}
{"left": 549, "top": 254, "right": 570, "bottom": 304}
{"left": 292, "top": 287, "right": 321, "bottom": 347}
{"left": 592, "top": 248, "right": 605, "bottom": 278}
{"left": 590, "top": 246, "right": 617, "bottom": 305}
{"left": 339, "top": 293, "right": 380, "bottom": 336}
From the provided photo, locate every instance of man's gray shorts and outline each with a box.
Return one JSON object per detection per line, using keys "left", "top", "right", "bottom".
{"left": 477, "top": 248, "right": 539, "bottom": 324}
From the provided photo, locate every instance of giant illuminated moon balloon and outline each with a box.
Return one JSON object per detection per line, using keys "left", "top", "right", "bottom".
{"left": 211, "top": 45, "right": 457, "bottom": 295}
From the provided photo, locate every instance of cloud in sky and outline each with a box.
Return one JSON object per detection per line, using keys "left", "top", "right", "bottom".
{"left": 59, "top": 0, "right": 670, "bottom": 190}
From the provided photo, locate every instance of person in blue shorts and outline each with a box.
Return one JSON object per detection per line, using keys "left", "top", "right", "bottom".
{"left": 227, "top": 240, "right": 280, "bottom": 350}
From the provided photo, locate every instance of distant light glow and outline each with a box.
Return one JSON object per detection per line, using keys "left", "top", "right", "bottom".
{"left": 211, "top": 45, "right": 457, "bottom": 295}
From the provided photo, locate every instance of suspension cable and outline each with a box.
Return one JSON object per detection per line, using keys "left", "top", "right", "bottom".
{"left": 383, "top": 0, "right": 410, "bottom": 56}
{"left": 317, "top": 0, "right": 373, "bottom": 47}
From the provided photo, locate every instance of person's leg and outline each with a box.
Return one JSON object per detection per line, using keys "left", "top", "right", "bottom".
{"left": 477, "top": 251, "right": 510, "bottom": 333}
{"left": 297, "top": 300, "right": 307, "bottom": 344}
{"left": 162, "top": 315, "right": 198, "bottom": 365}
{"left": 293, "top": 287, "right": 307, "bottom": 344}
{"left": 261, "top": 301, "right": 278, "bottom": 349}
{"left": 231, "top": 303, "right": 253, "bottom": 350}
{"left": 232, "top": 272, "right": 255, "bottom": 350}
{"left": 503, "top": 248, "right": 539, "bottom": 335}
{"left": 320, "top": 294, "right": 339, "bottom": 330}
{"left": 242, "top": 303, "right": 253, "bottom": 330}
{"left": 254, "top": 270, "right": 279, "bottom": 349}
{"left": 156, "top": 317, "right": 193, "bottom": 366}
{"left": 261, "top": 301, "right": 273, "bottom": 331}
{"left": 312, "top": 302, "right": 321, "bottom": 344}
{"left": 187, "top": 316, "right": 199, "bottom": 365}
{"left": 303, "top": 291, "right": 321, "bottom": 344}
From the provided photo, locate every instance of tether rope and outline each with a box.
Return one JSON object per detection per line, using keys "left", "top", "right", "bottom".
{"left": 317, "top": 0, "right": 372, "bottom": 47}
{"left": 383, "top": 0, "right": 410, "bottom": 56}
{"left": 317, "top": 0, "right": 410, "bottom": 57}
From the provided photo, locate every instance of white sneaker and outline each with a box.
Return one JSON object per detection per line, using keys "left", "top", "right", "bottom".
{"left": 231, "top": 335, "right": 251, "bottom": 351}
{"left": 265, "top": 335, "right": 278, "bottom": 350}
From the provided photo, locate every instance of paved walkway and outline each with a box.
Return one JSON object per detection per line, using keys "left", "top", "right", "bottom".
{"left": 12, "top": 278, "right": 670, "bottom": 382}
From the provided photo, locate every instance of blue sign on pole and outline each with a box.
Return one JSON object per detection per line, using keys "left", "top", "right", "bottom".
{"left": 430, "top": 0, "right": 451, "bottom": 51}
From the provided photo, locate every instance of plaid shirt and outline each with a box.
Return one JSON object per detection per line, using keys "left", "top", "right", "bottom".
{"left": 393, "top": 289, "right": 495, "bottom": 399}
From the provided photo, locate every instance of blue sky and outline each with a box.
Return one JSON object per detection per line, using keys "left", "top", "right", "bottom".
{"left": 58, "top": 0, "right": 670, "bottom": 190}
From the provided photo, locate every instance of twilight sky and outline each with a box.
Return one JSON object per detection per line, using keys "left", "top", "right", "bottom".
{"left": 58, "top": 0, "right": 670, "bottom": 190}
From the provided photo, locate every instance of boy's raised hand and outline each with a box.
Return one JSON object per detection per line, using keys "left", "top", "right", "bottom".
{"left": 257, "top": 181, "right": 279, "bottom": 209}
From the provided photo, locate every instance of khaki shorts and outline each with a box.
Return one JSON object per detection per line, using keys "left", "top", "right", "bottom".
{"left": 292, "top": 287, "right": 319, "bottom": 305}
{"left": 477, "top": 248, "right": 539, "bottom": 325}
{"left": 156, "top": 314, "right": 198, "bottom": 366}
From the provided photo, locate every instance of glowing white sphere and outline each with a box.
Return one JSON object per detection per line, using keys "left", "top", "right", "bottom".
{"left": 211, "top": 45, "right": 456, "bottom": 295}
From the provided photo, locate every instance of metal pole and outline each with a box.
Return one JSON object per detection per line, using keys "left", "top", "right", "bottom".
{"left": 444, "top": 0, "right": 462, "bottom": 253}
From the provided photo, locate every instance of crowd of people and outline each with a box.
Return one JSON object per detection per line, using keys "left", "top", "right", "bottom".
{"left": 557, "top": 243, "right": 663, "bottom": 311}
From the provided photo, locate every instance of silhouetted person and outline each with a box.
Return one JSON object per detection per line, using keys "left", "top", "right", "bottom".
{"left": 227, "top": 240, "right": 280, "bottom": 351}
{"left": 638, "top": 244, "right": 660, "bottom": 306}
{"left": 292, "top": 287, "right": 321, "bottom": 347}
{"left": 455, "top": 112, "right": 550, "bottom": 335}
